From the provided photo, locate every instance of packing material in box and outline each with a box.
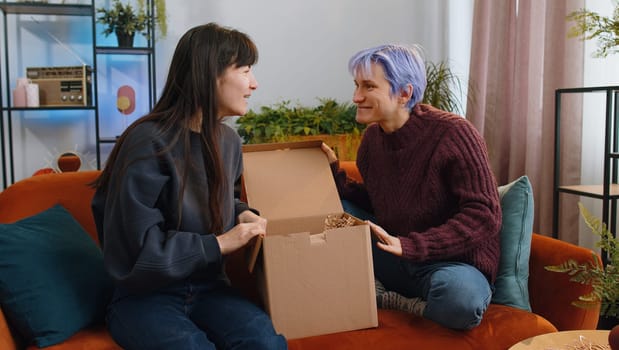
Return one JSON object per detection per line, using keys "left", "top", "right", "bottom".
{"left": 242, "top": 140, "right": 378, "bottom": 340}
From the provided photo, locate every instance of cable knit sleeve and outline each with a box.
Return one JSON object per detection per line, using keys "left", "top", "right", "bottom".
{"left": 329, "top": 133, "right": 373, "bottom": 213}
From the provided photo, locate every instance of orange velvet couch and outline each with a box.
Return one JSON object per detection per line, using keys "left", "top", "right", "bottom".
{"left": 0, "top": 164, "right": 600, "bottom": 350}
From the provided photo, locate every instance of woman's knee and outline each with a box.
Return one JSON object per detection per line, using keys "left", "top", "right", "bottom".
{"left": 428, "top": 265, "right": 491, "bottom": 300}
{"left": 424, "top": 266, "right": 491, "bottom": 330}
{"left": 425, "top": 293, "right": 488, "bottom": 329}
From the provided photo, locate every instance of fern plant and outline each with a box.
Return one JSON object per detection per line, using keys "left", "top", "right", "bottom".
{"left": 545, "top": 202, "right": 619, "bottom": 317}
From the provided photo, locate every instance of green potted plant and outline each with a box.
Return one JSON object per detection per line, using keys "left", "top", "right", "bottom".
{"left": 96, "top": 0, "right": 167, "bottom": 47}
{"left": 566, "top": 2, "right": 619, "bottom": 57}
{"left": 545, "top": 203, "right": 619, "bottom": 323}
{"left": 237, "top": 98, "right": 364, "bottom": 160}
{"left": 423, "top": 60, "right": 464, "bottom": 114}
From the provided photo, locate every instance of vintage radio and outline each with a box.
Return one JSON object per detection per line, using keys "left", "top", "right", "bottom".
{"left": 26, "top": 65, "right": 93, "bottom": 107}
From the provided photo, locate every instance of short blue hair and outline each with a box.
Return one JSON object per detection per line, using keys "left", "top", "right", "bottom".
{"left": 348, "top": 44, "right": 426, "bottom": 110}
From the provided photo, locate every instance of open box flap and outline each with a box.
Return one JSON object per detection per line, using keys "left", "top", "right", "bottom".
{"left": 247, "top": 235, "right": 263, "bottom": 274}
{"left": 242, "top": 140, "right": 343, "bottom": 220}
{"left": 242, "top": 141, "right": 345, "bottom": 273}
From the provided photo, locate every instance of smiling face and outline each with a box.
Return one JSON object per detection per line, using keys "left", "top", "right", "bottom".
{"left": 216, "top": 64, "right": 258, "bottom": 118}
{"left": 352, "top": 62, "right": 412, "bottom": 133}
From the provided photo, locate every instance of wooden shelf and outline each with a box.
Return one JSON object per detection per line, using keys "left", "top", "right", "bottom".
{"left": 558, "top": 184, "right": 619, "bottom": 199}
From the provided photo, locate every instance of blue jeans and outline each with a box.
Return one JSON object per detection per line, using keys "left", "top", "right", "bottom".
{"left": 343, "top": 200, "right": 492, "bottom": 330}
{"left": 106, "top": 281, "right": 287, "bottom": 350}
{"left": 372, "top": 243, "right": 492, "bottom": 330}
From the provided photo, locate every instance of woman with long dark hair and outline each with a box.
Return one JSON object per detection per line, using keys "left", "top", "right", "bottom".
{"left": 92, "top": 23, "right": 287, "bottom": 350}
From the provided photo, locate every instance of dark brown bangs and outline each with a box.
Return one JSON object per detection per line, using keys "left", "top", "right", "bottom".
{"left": 218, "top": 28, "right": 258, "bottom": 70}
{"left": 234, "top": 34, "right": 258, "bottom": 67}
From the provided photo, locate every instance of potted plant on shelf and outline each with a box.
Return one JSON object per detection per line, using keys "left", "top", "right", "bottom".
{"left": 566, "top": 2, "right": 619, "bottom": 58}
{"left": 545, "top": 203, "right": 619, "bottom": 329}
{"left": 96, "top": 0, "right": 167, "bottom": 48}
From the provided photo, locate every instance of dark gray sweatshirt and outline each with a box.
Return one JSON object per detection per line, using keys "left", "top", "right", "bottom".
{"left": 92, "top": 121, "right": 251, "bottom": 295}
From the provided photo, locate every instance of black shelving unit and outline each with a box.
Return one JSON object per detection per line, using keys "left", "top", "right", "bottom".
{"left": 553, "top": 86, "right": 619, "bottom": 255}
{"left": 93, "top": 0, "right": 157, "bottom": 167}
{"left": 0, "top": 1, "right": 96, "bottom": 188}
{"left": 94, "top": 45, "right": 157, "bottom": 158}
{"left": 0, "top": 0, "right": 157, "bottom": 189}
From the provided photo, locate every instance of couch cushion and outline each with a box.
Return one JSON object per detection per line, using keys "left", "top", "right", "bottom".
{"left": 287, "top": 305, "right": 556, "bottom": 350}
{"left": 0, "top": 204, "right": 112, "bottom": 348}
{"left": 492, "top": 176, "right": 534, "bottom": 311}
{"left": 0, "top": 171, "right": 100, "bottom": 243}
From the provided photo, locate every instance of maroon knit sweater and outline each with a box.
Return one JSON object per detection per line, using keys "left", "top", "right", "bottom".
{"left": 333, "top": 104, "right": 501, "bottom": 283}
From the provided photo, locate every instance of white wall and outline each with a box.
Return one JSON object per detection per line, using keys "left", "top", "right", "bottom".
{"left": 155, "top": 0, "right": 473, "bottom": 110}
{"left": 0, "top": 0, "right": 473, "bottom": 185}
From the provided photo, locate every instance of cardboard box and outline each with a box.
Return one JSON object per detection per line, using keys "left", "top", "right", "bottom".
{"left": 242, "top": 140, "right": 378, "bottom": 340}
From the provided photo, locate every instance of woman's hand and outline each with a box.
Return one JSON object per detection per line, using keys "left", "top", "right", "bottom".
{"left": 237, "top": 209, "right": 267, "bottom": 231}
{"left": 216, "top": 222, "right": 265, "bottom": 255}
{"left": 321, "top": 142, "right": 338, "bottom": 164}
{"left": 216, "top": 210, "right": 267, "bottom": 255}
{"left": 368, "top": 221, "right": 402, "bottom": 256}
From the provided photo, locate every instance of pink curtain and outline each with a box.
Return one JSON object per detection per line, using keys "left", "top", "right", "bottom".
{"left": 467, "top": 0, "right": 585, "bottom": 242}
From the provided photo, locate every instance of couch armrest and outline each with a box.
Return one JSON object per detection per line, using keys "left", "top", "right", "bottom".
{"left": 340, "top": 161, "right": 361, "bottom": 182}
{"left": 528, "top": 233, "right": 601, "bottom": 330}
{"left": 0, "top": 171, "right": 100, "bottom": 242}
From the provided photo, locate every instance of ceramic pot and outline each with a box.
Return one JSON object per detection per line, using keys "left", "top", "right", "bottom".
{"left": 115, "top": 30, "right": 135, "bottom": 48}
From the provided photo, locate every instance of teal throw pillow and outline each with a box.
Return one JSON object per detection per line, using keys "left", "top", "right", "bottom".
{"left": 0, "top": 204, "right": 112, "bottom": 347}
{"left": 491, "top": 175, "right": 534, "bottom": 311}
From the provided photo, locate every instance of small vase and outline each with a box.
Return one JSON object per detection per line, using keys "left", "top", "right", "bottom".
{"left": 25, "top": 82, "right": 39, "bottom": 107}
{"left": 12, "top": 78, "right": 28, "bottom": 107}
{"left": 115, "top": 30, "right": 135, "bottom": 48}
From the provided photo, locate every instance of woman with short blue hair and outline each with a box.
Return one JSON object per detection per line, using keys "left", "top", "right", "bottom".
{"left": 323, "top": 44, "right": 501, "bottom": 330}
{"left": 348, "top": 44, "right": 427, "bottom": 109}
